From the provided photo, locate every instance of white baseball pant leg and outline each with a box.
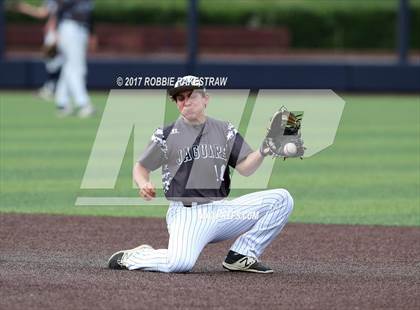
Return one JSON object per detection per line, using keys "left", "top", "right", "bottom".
{"left": 124, "top": 202, "right": 216, "bottom": 272}
{"left": 212, "top": 188, "right": 294, "bottom": 259}
{"left": 123, "top": 189, "right": 293, "bottom": 272}
{"left": 55, "top": 19, "right": 90, "bottom": 108}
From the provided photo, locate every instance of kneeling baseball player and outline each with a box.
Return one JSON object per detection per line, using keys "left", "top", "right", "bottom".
{"left": 108, "top": 76, "right": 304, "bottom": 273}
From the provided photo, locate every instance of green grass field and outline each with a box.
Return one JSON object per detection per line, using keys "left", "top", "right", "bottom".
{"left": 0, "top": 91, "right": 419, "bottom": 226}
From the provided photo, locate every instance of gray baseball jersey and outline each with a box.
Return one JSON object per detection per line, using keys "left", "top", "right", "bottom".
{"left": 138, "top": 116, "right": 253, "bottom": 204}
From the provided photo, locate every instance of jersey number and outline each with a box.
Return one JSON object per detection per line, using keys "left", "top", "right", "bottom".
{"left": 214, "top": 164, "right": 226, "bottom": 182}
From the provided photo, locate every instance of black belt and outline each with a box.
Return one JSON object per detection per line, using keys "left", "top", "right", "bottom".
{"left": 182, "top": 201, "right": 212, "bottom": 208}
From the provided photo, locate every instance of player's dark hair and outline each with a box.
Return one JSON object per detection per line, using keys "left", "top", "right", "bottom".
{"left": 170, "top": 89, "right": 207, "bottom": 102}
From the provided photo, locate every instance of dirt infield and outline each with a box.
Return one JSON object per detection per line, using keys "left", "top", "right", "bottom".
{"left": 1, "top": 214, "right": 419, "bottom": 310}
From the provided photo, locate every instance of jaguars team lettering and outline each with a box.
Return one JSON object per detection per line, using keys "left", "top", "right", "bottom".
{"left": 176, "top": 144, "right": 227, "bottom": 165}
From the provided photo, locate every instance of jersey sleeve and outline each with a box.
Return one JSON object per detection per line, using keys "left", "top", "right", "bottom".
{"left": 226, "top": 123, "right": 253, "bottom": 168}
{"left": 138, "top": 128, "right": 166, "bottom": 171}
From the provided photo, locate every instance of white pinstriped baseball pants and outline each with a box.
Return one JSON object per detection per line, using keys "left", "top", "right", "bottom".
{"left": 55, "top": 20, "right": 90, "bottom": 108}
{"left": 123, "top": 189, "right": 293, "bottom": 272}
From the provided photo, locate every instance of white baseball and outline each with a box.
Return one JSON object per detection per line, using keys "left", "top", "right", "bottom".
{"left": 283, "top": 143, "right": 297, "bottom": 156}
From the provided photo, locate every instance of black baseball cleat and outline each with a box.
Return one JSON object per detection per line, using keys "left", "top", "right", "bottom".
{"left": 222, "top": 250, "right": 273, "bottom": 274}
{"left": 107, "top": 251, "right": 127, "bottom": 270}
{"left": 108, "top": 245, "right": 154, "bottom": 270}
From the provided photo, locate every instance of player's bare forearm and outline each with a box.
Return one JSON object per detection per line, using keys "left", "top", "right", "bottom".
{"left": 235, "top": 150, "right": 264, "bottom": 177}
{"left": 133, "top": 162, "right": 151, "bottom": 188}
{"left": 15, "top": 2, "right": 49, "bottom": 19}
{"left": 133, "top": 162, "right": 156, "bottom": 200}
{"left": 45, "top": 16, "right": 57, "bottom": 33}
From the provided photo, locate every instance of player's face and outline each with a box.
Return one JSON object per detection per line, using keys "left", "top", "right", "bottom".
{"left": 175, "top": 90, "right": 208, "bottom": 123}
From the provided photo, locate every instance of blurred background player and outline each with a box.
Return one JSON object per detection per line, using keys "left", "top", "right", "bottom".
{"left": 52, "top": 0, "right": 95, "bottom": 117}
{"left": 10, "top": 0, "right": 63, "bottom": 101}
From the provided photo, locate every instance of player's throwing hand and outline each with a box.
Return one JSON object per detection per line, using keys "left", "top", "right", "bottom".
{"left": 139, "top": 182, "right": 156, "bottom": 200}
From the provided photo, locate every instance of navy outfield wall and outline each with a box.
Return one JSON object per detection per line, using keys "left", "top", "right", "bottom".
{"left": 0, "top": 58, "right": 419, "bottom": 91}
